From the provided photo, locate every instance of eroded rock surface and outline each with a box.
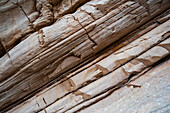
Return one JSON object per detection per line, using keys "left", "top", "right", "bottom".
{"left": 0, "top": 0, "right": 170, "bottom": 112}
{"left": 0, "top": 0, "right": 37, "bottom": 53}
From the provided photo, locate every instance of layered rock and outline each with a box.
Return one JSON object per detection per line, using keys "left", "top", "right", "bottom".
{"left": 7, "top": 18, "right": 170, "bottom": 112}
{"left": 0, "top": 0, "right": 37, "bottom": 55}
{"left": 0, "top": 0, "right": 170, "bottom": 112}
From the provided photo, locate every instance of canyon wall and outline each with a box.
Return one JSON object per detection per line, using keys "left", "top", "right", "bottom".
{"left": 0, "top": 0, "right": 169, "bottom": 112}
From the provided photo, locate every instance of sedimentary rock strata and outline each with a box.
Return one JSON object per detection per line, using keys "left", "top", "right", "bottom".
{"left": 0, "top": 0, "right": 169, "bottom": 112}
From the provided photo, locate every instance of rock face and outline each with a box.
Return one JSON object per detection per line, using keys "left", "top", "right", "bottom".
{"left": 0, "top": 0, "right": 170, "bottom": 112}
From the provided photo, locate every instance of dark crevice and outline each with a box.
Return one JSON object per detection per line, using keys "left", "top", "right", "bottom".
{"left": 72, "top": 55, "right": 170, "bottom": 113}
{"left": 2, "top": 7, "right": 168, "bottom": 112}
{"left": 1, "top": 3, "right": 170, "bottom": 113}
{"left": 0, "top": 40, "right": 7, "bottom": 58}
{"left": 39, "top": 36, "right": 169, "bottom": 113}
{"left": 12, "top": 0, "right": 34, "bottom": 27}
{"left": 43, "top": 98, "right": 47, "bottom": 105}
{"left": 0, "top": 39, "right": 10, "bottom": 58}
{"left": 0, "top": 0, "right": 35, "bottom": 59}
{"left": 0, "top": 0, "right": 90, "bottom": 59}
{"left": 72, "top": 15, "right": 97, "bottom": 46}
{"left": 0, "top": 0, "right": 9, "bottom": 6}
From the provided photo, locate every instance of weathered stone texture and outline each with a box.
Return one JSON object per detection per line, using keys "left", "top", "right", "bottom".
{"left": 79, "top": 58, "right": 170, "bottom": 113}
{"left": 0, "top": 0, "right": 169, "bottom": 112}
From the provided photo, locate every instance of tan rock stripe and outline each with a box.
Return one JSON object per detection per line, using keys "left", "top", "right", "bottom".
{"left": 8, "top": 19, "right": 170, "bottom": 113}
{"left": 0, "top": 1, "right": 136, "bottom": 90}
{"left": 44, "top": 37, "right": 170, "bottom": 113}
{"left": 1, "top": 0, "right": 170, "bottom": 111}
